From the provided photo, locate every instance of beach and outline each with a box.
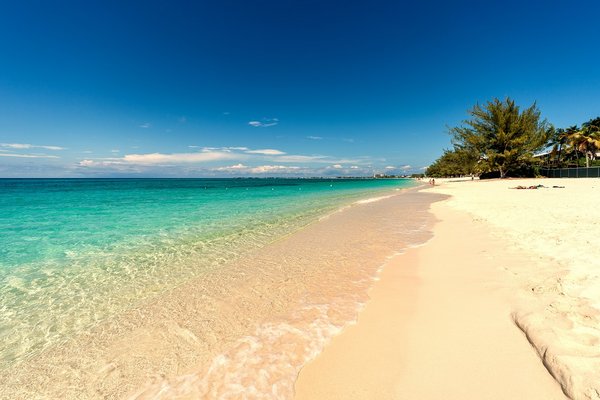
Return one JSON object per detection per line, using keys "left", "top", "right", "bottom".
{"left": 2, "top": 178, "right": 599, "bottom": 399}
{"left": 296, "top": 178, "right": 600, "bottom": 400}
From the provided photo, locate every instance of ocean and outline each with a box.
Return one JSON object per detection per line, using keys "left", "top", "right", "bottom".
{"left": 0, "top": 177, "right": 416, "bottom": 371}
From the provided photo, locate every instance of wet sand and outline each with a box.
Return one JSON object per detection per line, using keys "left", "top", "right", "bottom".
{"left": 294, "top": 193, "right": 567, "bottom": 399}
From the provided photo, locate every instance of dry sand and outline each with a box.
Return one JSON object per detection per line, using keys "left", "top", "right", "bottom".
{"left": 296, "top": 178, "right": 600, "bottom": 400}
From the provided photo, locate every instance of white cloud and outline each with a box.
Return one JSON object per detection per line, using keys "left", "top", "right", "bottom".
{"left": 229, "top": 163, "right": 248, "bottom": 169}
{"left": 272, "top": 154, "right": 368, "bottom": 165}
{"left": 190, "top": 146, "right": 250, "bottom": 152}
{"left": 78, "top": 150, "right": 241, "bottom": 168}
{"left": 122, "top": 151, "right": 239, "bottom": 165}
{"left": 160, "top": 145, "right": 365, "bottom": 166}
{"left": 249, "top": 165, "right": 301, "bottom": 173}
{"left": 245, "top": 148, "right": 286, "bottom": 155}
{"left": 2, "top": 143, "right": 30, "bottom": 149}
{"left": 111, "top": 149, "right": 120, "bottom": 153}
{"left": 74, "top": 145, "right": 376, "bottom": 177}
{"left": 214, "top": 163, "right": 248, "bottom": 171}
{"left": 212, "top": 164, "right": 302, "bottom": 174}
{"left": 78, "top": 159, "right": 97, "bottom": 167}
{"left": 385, "top": 166, "right": 396, "bottom": 170}
{"left": 139, "top": 123, "right": 152, "bottom": 128}
{"left": 342, "top": 138, "right": 355, "bottom": 143}
{"left": 76, "top": 159, "right": 147, "bottom": 173}
{"left": 248, "top": 118, "right": 279, "bottom": 128}
{"left": 274, "top": 154, "right": 328, "bottom": 163}
{"left": 1, "top": 143, "right": 65, "bottom": 150}
{"left": 307, "top": 136, "right": 323, "bottom": 140}
{"left": 0, "top": 153, "right": 59, "bottom": 159}
{"left": 195, "top": 146, "right": 251, "bottom": 153}
{"left": 401, "top": 165, "right": 412, "bottom": 170}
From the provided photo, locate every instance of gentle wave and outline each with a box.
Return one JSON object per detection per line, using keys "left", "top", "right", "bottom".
{"left": 126, "top": 190, "right": 436, "bottom": 400}
{"left": 354, "top": 194, "right": 396, "bottom": 204}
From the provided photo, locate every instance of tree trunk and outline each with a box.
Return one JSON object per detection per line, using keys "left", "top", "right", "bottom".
{"left": 585, "top": 152, "right": 590, "bottom": 168}
{"left": 499, "top": 167, "right": 506, "bottom": 178}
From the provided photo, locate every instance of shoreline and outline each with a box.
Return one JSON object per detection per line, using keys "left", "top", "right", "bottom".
{"left": 294, "top": 184, "right": 571, "bottom": 399}
{"left": 1, "top": 185, "right": 435, "bottom": 399}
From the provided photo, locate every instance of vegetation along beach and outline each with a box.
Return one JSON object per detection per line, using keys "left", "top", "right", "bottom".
{"left": 1, "top": 1, "right": 600, "bottom": 399}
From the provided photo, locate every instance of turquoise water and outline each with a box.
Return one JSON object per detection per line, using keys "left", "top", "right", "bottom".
{"left": 0, "top": 178, "right": 414, "bottom": 367}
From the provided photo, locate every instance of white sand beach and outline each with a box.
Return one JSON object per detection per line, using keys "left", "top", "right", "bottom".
{"left": 295, "top": 178, "right": 600, "bottom": 400}
{"left": 4, "top": 179, "right": 599, "bottom": 399}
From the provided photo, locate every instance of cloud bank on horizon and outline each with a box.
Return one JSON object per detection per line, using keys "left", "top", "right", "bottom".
{"left": 73, "top": 146, "right": 409, "bottom": 177}
{"left": 0, "top": 140, "right": 422, "bottom": 177}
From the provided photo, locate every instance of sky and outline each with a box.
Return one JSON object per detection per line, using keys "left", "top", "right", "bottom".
{"left": 1, "top": 0, "right": 599, "bottom": 177}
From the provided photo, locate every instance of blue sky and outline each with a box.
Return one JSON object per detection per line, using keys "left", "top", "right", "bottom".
{"left": 1, "top": 0, "right": 599, "bottom": 177}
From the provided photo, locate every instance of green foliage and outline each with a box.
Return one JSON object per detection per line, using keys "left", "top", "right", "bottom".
{"left": 547, "top": 126, "right": 576, "bottom": 167}
{"left": 572, "top": 118, "right": 600, "bottom": 168}
{"left": 478, "top": 163, "right": 540, "bottom": 179}
{"left": 426, "top": 148, "right": 478, "bottom": 177}
{"left": 546, "top": 118, "right": 600, "bottom": 167}
{"left": 450, "top": 98, "right": 551, "bottom": 178}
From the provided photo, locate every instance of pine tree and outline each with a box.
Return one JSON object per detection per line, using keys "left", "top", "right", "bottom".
{"left": 450, "top": 98, "right": 550, "bottom": 178}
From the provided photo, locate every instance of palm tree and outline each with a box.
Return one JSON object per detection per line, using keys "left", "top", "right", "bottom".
{"left": 548, "top": 127, "right": 572, "bottom": 167}
{"left": 562, "top": 125, "right": 580, "bottom": 166}
{"left": 582, "top": 117, "right": 600, "bottom": 164}
{"left": 583, "top": 117, "right": 600, "bottom": 131}
{"left": 568, "top": 123, "right": 600, "bottom": 168}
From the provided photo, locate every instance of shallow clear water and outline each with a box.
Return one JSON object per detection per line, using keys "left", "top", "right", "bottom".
{"left": 0, "top": 178, "right": 414, "bottom": 368}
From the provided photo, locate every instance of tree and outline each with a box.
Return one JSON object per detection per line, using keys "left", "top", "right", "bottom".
{"left": 450, "top": 98, "right": 551, "bottom": 178}
{"left": 547, "top": 127, "right": 565, "bottom": 167}
{"left": 580, "top": 117, "right": 600, "bottom": 167}
{"left": 426, "top": 148, "right": 478, "bottom": 177}
{"left": 548, "top": 126, "right": 577, "bottom": 167}
{"left": 563, "top": 119, "right": 599, "bottom": 168}
{"left": 583, "top": 117, "right": 600, "bottom": 132}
